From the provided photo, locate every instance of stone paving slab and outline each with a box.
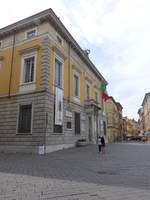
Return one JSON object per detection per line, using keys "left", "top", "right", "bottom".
{"left": 0, "top": 172, "right": 150, "bottom": 200}
{"left": 0, "top": 143, "right": 150, "bottom": 199}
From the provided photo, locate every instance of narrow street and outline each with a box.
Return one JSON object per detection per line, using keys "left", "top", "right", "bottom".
{"left": 0, "top": 143, "right": 150, "bottom": 199}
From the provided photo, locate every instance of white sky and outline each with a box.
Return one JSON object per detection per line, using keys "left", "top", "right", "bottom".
{"left": 1, "top": 0, "right": 150, "bottom": 120}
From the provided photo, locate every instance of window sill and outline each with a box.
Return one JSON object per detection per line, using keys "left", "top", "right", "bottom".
{"left": 54, "top": 84, "right": 63, "bottom": 90}
{"left": 19, "top": 82, "right": 36, "bottom": 92}
{"left": 52, "top": 133, "right": 63, "bottom": 135}
{"left": 16, "top": 133, "right": 32, "bottom": 135}
{"left": 74, "top": 96, "right": 80, "bottom": 103}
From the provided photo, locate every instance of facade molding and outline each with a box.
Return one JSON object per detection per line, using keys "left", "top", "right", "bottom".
{"left": 0, "top": 9, "right": 107, "bottom": 85}
{"left": 19, "top": 44, "right": 40, "bottom": 55}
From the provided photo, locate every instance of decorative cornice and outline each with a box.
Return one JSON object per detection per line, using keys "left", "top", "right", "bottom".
{"left": 72, "top": 64, "right": 82, "bottom": 74}
{"left": 19, "top": 45, "right": 41, "bottom": 55}
{"left": 52, "top": 46, "right": 67, "bottom": 60}
{"left": 0, "top": 89, "right": 47, "bottom": 99}
{"left": 0, "top": 8, "right": 107, "bottom": 84}
{"left": 85, "top": 72, "right": 93, "bottom": 84}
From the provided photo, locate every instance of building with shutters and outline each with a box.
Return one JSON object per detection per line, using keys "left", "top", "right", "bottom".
{"left": 0, "top": 9, "right": 108, "bottom": 153}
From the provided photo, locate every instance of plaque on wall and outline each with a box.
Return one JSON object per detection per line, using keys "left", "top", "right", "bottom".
{"left": 65, "top": 110, "right": 72, "bottom": 118}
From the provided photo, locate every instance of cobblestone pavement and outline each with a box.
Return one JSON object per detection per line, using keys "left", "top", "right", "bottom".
{"left": 0, "top": 143, "right": 150, "bottom": 199}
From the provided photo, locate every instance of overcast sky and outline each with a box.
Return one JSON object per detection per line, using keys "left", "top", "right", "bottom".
{"left": 1, "top": 0, "right": 150, "bottom": 120}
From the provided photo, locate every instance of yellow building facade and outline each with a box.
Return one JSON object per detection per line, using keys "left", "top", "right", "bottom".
{"left": 106, "top": 97, "right": 123, "bottom": 142}
{"left": 123, "top": 117, "right": 139, "bottom": 137}
{"left": 0, "top": 9, "right": 108, "bottom": 153}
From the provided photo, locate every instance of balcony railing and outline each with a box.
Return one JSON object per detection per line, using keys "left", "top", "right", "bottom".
{"left": 84, "top": 99, "right": 99, "bottom": 107}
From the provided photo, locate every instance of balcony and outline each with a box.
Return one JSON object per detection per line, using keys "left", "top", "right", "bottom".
{"left": 84, "top": 99, "right": 100, "bottom": 115}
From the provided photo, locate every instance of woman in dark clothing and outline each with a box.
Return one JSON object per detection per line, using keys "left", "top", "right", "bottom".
{"left": 98, "top": 136, "right": 101, "bottom": 153}
{"left": 101, "top": 136, "right": 105, "bottom": 154}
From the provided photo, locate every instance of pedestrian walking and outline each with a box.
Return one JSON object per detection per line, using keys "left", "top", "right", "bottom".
{"left": 98, "top": 136, "right": 101, "bottom": 153}
{"left": 101, "top": 136, "right": 105, "bottom": 154}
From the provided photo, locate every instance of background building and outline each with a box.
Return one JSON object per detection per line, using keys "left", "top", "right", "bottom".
{"left": 138, "top": 108, "right": 145, "bottom": 134}
{"left": 122, "top": 117, "right": 139, "bottom": 138}
{"left": 106, "top": 96, "right": 123, "bottom": 142}
{"left": 140, "top": 93, "right": 150, "bottom": 133}
{"left": 122, "top": 117, "right": 128, "bottom": 139}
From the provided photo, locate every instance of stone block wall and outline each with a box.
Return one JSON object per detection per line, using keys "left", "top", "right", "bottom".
{"left": 45, "top": 91, "right": 88, "bottom": 150}
{"left": 0, "top": 91, "right": 46, "bottom": 153}
{"left": 0, "top": 89, "right": 107, "bottom": 153}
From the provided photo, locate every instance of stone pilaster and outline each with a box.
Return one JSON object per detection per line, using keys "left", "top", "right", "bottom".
{"left": 40, "top": 36, "right": 50, "bottom": 90}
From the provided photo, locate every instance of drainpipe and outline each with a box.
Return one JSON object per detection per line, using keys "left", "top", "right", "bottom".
{"left": 8, "top": 30, "right": 16, "bottom": 97}
{"left": 68, "top": 42, "right": 71, "bottom": 102}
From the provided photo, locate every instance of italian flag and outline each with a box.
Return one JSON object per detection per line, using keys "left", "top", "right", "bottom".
{"left": 102, "top": 92, "right": 109, "bottom": 101}
{"left": 100, "top": 80, "right": 109, "bottom": 101}
{"left": 100, "top": 80, "right": 106, "bottom": 92}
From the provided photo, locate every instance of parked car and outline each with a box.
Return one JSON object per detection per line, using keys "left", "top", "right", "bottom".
{"left": 135, "top": 136, "right": 141, "bottom": 141}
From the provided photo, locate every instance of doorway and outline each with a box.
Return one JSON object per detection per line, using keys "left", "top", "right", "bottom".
{"left": 88, "top": 116, "right": 92, "bottom": 142}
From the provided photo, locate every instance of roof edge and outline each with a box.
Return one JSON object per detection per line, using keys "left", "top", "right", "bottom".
{"left": 0, "top": 8, "right": 108, "bottom": 84}
{"left": 142, "top": 93, "right": 150, "bottom": 106}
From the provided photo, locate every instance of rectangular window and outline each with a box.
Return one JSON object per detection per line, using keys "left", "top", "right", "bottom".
{"left": 18, "top": 104, "right": 32, "bottom": 133}
{"left": 56, "top": 35, "right": 63, "bottom": 45}
{"left": 24, "top": 56, "right": 35, "bottom": 83}
{"left": 103, "top": 121, "right": 106, "bottom": 136}
{"left": 54, "top": 58, "right": 62, "bottom": 87}
{"left": 74, "top": 74, "right": 79, "bottom": 97}
{"left": 26, "top": 29, "right": 36, "bottom": 39}
{"left": 67, "top": 121, "right": 72, "bottom": 129}
{"left": 102, "top": 99, "right": 105, "bottom": 114}
{"left": 95, "top": 91, "right": 98, "bottom": 103}
{"left": 0, "top": 41, "right": 2, "bottom": 48}
{"left": 86, "top": 84, "right": 90, "bottom": 100}
{"left": 20, "top": 53, "right": 37, "bottom": 92}
{"left": 75, "top": 112, "right": 80, "bottom": 134}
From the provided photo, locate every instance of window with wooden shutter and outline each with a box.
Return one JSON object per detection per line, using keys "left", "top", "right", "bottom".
{"left": 18, "top": 104, "right": 32, "bottom": 133}
{"left": 75, "top": 112, "right": 80, "bottom": 134}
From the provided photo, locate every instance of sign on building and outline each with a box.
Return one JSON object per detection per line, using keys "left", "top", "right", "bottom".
{"left": 65, "top": 110, "right": 72, "bottom": 118}
{"left": 55, "top": 87, "right": 63, "bottom": 125}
